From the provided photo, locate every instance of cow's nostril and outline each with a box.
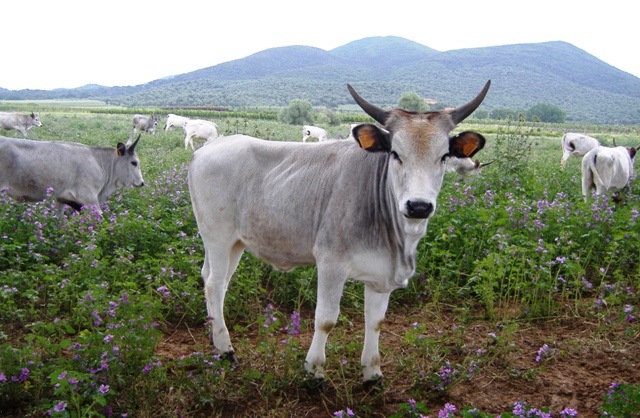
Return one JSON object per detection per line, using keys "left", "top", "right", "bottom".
{"left": 405, "top": 200, "right": 433, "bottom": 219}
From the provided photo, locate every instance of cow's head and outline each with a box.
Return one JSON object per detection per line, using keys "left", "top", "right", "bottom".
{"left": 348, "top": 81, "right": 490, "bottom": 222}
{"left": 626, "top": 146, "right": 640, "bottom": 160}
{"left": 30, "top": 112, "right": 42, "bottom": 127}
{"left": 116, "top": 134, "right": 145, "bottom": 188}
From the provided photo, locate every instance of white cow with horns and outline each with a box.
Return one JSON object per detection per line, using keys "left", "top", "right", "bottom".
{"left": 582, "top": 144, "right": 639, "bottom": 201}
{"left": 188, "top": 80, "right": 491, "bottom": 384}
{"left": 560, "top": 133, "right": 600, "bottom": 168}
{"left": 0, "top": 135, "right": 144, "bottom": 214}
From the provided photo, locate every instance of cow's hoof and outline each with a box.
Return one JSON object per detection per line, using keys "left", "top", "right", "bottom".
{"left": 221, "top": 351, "right": 239, "bottom": 365}
{"left": 302, "top": 377, "right": 327, "bottom": 395}
{"left": 363, "top": 376, "right": 384, "bottom": 392}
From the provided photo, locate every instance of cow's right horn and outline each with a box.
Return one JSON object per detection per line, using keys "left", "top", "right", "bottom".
{"left": 451, "top": 80, "right": 491, "bottom": 125}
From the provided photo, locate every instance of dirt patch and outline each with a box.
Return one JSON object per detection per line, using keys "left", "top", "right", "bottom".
{"left": 154, "top": 306, "right": 640, "bottom": 417}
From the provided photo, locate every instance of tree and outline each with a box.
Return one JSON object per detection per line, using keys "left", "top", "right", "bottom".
{"left": 316, "top": 109, "right": 342, "bottom": 126}
{"left": 278, "top": 99, "right": 314, "bottom": 125}
{"left": 398, "top": 92, "right": 429, "bottom": 112}
{"left": 526, "top": 103, "right": 566, "bottom": 123}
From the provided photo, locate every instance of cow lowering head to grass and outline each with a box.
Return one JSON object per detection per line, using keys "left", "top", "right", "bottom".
{"left": 187, "top": 80, "right": 491, "bottom": 385}
{"left": 561, "top": 133, "right": 600, "bottom": 168}
{"left": 582, "top": 144, "right": 640, "bottom": 202}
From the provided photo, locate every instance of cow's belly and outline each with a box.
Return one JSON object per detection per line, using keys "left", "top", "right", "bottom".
{"left": 241, "top": 238, "right": 316, "bottom": 272}
{"left": 348, "top": 250, "right": 414, "bottom": 293}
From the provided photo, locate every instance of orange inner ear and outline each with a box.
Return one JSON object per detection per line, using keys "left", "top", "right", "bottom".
{"left": 358, "top": 131, "right": 377, "bottom": 149}
{"left": 462, "top": 142, "right": 478, "bottom": 157}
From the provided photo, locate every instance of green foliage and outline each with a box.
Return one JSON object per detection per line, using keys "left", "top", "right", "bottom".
{"left": 601, "top": 382, "right": 640, "bottom": 416}
{"left": 398, "top": 91, "right": 429, "bottom": 112}
{"left": 316, "top": 108, "right": 343, "bottom": 126}
{"left": 526, "top": 103, "right": 567, "bottom": 123}
{"left": 278, "top": 99, "right": 314, "bottom": 125}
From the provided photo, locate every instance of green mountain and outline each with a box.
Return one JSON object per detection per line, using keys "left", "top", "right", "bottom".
{"left": 2, "top": 36, "right": 640, "bottom": 124}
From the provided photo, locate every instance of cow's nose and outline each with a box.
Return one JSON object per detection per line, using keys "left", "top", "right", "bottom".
{"left": 405, "top": 200, "right": 433, "bottom": 219}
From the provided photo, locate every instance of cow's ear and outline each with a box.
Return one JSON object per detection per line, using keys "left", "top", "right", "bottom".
{"left": 353, "top": 123, "right": 390, "bottom": 152}
{"left": 448, "top": 131, "right": 485, "bottom": 159}
{"left": 117, "top": 143, "right": 126, "bottom": 156}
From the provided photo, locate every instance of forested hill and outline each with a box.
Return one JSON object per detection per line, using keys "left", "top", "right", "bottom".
{"left": 2, "top": 36, "right": 640, "bottom": 124}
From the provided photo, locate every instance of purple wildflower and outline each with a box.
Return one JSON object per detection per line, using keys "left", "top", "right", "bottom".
{"left": 99, "top": 384, "right": 110, "bottom": 394}
{"left": 286, "top": 311, "right": 300, "bottom": 335}
{"left": 438, "top": 403, "right": 456, "bottom": 418}
{"left": 560, "top": 408, "right": 578, "bottom": 417}
{"left": 53, "top": 402, "right": 67, "bottom": 412}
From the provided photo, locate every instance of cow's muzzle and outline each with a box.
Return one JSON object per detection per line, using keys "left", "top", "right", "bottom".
{"left": 405, "top": 200, "right": 433, "bottom": 219}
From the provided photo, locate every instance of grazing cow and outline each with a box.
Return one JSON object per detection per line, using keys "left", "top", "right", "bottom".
{"left": 188, "top": 80, "right": 491, "bottom": 383}
{"left": 302, "top": 125, "right": 328, "bottom": 142}
{"left": 446, "top": 157, "right": 494, "bottom": 177}
{"left": 0, "top": 112, "right": 42, "bottom": 137}
{"left": 582, "top": 145, "right": 639, "bottom": 201}
{"left": 133, "top": 114, "right": 159, "bottom": 134}
{"left": 561, "top": 133, "right": 600, "bottom": 168}
{"left": 0, "top": 135, "right": 144, "bottom": 214}
{"left": 164, "top": 113, "right": 190, "bottom": 132}
{"left": 184, "top": 119, "right": 219, "bottom": 150}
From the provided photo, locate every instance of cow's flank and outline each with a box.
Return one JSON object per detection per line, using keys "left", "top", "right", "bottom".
{"left": 0, "top": 135, "right": 144, "bottom": 214}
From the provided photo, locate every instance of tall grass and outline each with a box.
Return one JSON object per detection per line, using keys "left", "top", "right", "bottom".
{"left": 0, "top": 111, "right": 639, "bottom": 416}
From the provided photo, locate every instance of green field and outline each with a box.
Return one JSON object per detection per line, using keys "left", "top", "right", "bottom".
{"left": 1, "top": 109, "right": 639, "bottom": 417}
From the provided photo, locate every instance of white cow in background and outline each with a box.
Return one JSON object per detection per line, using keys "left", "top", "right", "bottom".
{"left": 164, "top": 114, "right": 190, "bottom": 132}
{"left": 582, "top": 145, "right": 639, "bottom": 201}
{"left": 561, "top": 133, "right": 600, "bottom": 168}
{"left": 184, "top": 119, "right": 219, "bottom": 150}
{"left": 302, "top": 125, "right": 328, "bottom": 142}
{"left": 446, "top": 156, "right": 493, "bottom": 176}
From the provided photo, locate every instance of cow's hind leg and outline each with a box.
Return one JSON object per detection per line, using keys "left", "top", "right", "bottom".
{"left": 305, "top": 263, "right": 348, "bottom": 380}
{"left": 362, "top": 284, "right": 390, "bottom": 384}
{"left": 185, "top": 133, "right": 195, "bottom": 150}
{"left": 202, "top": 241, "right": 245, "bottom": 362}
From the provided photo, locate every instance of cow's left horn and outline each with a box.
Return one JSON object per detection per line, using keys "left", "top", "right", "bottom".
{"left": 451, "top": 80, "right": 491, "bottom": 125}
{"left": 347, "top": 84, "right": 389, "bottom": 125}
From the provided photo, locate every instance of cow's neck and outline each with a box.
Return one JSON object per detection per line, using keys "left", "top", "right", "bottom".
{"left": 379, "top": 155, "right": 429, "bottom": 289}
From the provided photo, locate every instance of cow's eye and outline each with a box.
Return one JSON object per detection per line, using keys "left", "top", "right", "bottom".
{"left": 390, "top": 151, "right": 403, "bottom": 164}
{"left": 131, "top": 161, "right": 138, "bottom": 167}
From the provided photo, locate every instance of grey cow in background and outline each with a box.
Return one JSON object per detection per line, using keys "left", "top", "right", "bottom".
{"left": 133, "top": 114, "right": 159, "bottom": 134}
{"left": 0, "top": 135, "right": 144, "bottom": 214}
{"left": 0, "top": 112, "right": 42, "bottom": 137}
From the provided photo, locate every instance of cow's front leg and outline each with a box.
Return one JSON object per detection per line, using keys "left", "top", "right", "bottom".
{"left": 362, "top": 284, "right": 390, "bottom": 383}
{"left": 305, "top": 266, "right": 347, "bottom": 379}
{"left": 203, "top": 243, "right": 244, "bottom": 362}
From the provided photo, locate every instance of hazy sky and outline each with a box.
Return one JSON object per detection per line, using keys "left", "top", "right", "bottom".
{"left": 3, "top": 0, "right": 638, "bottom": 91}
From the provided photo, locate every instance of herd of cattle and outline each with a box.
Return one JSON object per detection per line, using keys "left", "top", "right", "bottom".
{"left": 0, "top": 81, "right": 639, "bottom": 383}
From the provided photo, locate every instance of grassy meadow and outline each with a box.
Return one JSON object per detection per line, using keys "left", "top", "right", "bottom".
{"left": 1, "top": 106, "right": 640, "bottom": 417}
